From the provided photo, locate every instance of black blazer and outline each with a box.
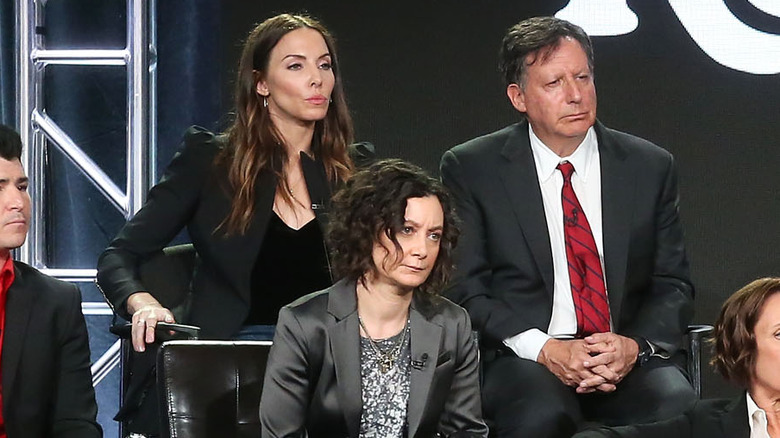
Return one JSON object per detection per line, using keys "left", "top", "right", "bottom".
{"left": 2, "top": 262, "right": 102, "bottom": 437}
{"left": 573, "top": 393, "right": 750, "bottom": 437}
{"left": 439, "top": 120, "right": 693, "bottom": 353}
{"left": 97, "top": 126, "right": 370, "bottom": 338}
{"left": 260, "top": 279, "right": 488, "bottom": 438}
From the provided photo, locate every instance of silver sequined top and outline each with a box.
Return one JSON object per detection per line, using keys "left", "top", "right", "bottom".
{"left": 358, "top": 327, "right": 412, "bottom": 438}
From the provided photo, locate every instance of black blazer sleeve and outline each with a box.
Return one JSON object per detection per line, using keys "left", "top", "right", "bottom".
{"left": 97, "top": 126, "right": 219, "bottom": 318}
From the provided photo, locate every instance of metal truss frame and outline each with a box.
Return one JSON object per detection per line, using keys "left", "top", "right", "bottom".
{"left": 15, "top": 0, "right": 157, "bottom": 386}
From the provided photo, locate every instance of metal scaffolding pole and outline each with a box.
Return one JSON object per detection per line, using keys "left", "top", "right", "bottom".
{"left": 14, "top": 0, "right": 157, "bottom": 412}
{"left": 16, "top": 0, "right": 156, "bottom": 271}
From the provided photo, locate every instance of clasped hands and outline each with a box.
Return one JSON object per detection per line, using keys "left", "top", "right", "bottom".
{"left": 537, "top": 333, "right": 639, "bottom": 394}
{"left": 126, "top": 292, "right": 176, "bottom": 352}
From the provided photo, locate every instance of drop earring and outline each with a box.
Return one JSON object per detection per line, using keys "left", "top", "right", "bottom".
{"left": 263, "top": 97, "right": 268, "bottom": 108}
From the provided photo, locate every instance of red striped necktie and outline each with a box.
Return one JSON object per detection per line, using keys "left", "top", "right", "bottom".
{"left": 557, "top": 161, "right": 610, "bottom": 336}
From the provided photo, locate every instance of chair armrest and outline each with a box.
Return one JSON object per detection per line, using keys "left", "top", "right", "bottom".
{"left": 110, "top": 322, "right": 201, "bottom": 341}
{"left": 686, "top": 324, "right": 714, "bottom": 398}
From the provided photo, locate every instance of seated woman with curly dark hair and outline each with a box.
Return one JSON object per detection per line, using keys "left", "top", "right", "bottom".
{"left": 574, "top": 277, "right": 780, "bottom": 438}
{"left": 260, "top": 159, "right": 488, "bottom": 438}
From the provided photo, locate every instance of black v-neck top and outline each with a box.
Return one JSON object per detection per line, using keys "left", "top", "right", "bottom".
{"left": 246, "top": 212, "right": 332, "bottom": 325}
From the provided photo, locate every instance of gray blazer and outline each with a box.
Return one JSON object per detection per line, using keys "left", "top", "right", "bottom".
{"left": 260, "top": 278, "right": 488, "bottom": 438}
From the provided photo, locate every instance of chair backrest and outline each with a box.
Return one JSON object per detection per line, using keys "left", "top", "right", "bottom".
{"left": 157, "top": 340, "right": 272, "bottom": 438}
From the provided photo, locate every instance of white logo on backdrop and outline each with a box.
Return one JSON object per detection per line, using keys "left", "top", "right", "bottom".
{"left": 555, "top": 0, "right": 780, "bottom": 74}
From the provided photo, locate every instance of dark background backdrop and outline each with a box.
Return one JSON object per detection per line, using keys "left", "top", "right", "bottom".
{"left": 213, "top": 0, "right": 780, "bottom": 396}
{"left": 3, "top": 0, "right": 779, "bottom": 434}
{"left": 214, "top": 0, "right": 780, "bottom": 399}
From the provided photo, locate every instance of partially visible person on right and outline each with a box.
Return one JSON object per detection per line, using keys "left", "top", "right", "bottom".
{"left": 574, "top": 277, "right": 780, "bottom": 438}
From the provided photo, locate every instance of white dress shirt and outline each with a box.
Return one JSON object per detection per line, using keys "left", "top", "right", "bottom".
{"left": 747, "top": 392, "right": 772, "bottom": 438}
{"left": 503, "top": 124, "right": 610, "bottom": 361}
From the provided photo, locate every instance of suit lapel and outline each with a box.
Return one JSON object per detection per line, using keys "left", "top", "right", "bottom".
{"left": 300, "top": 151, "right": 331, "bottom": 218}
{"left": 499, "top": 122, "right": 555, "bottom": 296}
{"left": 595, "top": 122, "right": 632, "bottom": 322}
{"left": 2, "top": 265, "right": 35, "bottom": 402}
{"left": 407, "top": 300, "right": 442, "bottom": 437}
{"left": 301, "top": 153, "right": 335, "bottom": 282}
{"left": 327, "top": 280, "right": 362, "bottom": 438}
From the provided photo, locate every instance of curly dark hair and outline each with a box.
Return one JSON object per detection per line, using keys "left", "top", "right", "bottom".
{"left": 710, "top": 277, "right": 780, "bottom": 388}
{"left": 327, "top": 159, "right": 459, "bottom": 296}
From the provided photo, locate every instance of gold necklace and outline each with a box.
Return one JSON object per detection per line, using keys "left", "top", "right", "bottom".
{"left": 358, "top": 316, "right": 410, "bottom": 373}
{"left": 286, "top": 186, "right": 310, "bottom": 210}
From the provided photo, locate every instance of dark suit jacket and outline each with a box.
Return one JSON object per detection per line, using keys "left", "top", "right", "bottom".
{"left": 2, "top": 262, "right": 101, "bottom": 437}
{"left": 259, "top": 278, "right": 488, "bottom": 438}
{"left": 97, "top": 126, "right": 370, "bottom": 338}
{"left": 573, "top": 393, "right": 750, "bottom": 437}
{"left": 439, "top": 120, "right": 693, "bottom": 354}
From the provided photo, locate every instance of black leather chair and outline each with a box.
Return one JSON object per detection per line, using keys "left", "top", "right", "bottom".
{"left": 156, "top": 340, "right": 272, "bottom": 438}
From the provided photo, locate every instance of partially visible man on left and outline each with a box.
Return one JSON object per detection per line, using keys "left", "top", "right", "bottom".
{"left": 0, "top": 124, "right": 101, "bottom": 437}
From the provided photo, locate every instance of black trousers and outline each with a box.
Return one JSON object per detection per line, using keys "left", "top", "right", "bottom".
{"left": 481, "top": 350, "right": 696, "bottom": 438}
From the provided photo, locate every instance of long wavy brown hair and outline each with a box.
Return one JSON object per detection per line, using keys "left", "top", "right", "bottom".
{"left": 218, "top": 14, "right": 354, "bottom": 235}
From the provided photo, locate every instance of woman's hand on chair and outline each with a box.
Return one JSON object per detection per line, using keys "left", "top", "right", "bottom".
{"left": 127, "top": 292, "right": 176, "bottom": 352}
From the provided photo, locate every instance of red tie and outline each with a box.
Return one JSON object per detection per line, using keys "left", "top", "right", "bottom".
{"left": 557, "top": 161, "right": 610, "bottom": 337}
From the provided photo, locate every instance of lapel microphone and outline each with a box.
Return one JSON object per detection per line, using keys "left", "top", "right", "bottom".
{"left": 411, "top": 353, "right": 428, "bottom": 370}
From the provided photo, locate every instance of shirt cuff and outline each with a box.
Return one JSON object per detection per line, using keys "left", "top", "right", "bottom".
{"left": 503, "top": 329, "right": 552, "bottom": 361}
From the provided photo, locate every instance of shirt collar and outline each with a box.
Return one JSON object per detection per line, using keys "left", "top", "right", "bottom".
{"left": 528, "top": 124, "right": 598, "bottom": 183}
{"left": 746, "top": 392, "right": 769, "bottom": 435}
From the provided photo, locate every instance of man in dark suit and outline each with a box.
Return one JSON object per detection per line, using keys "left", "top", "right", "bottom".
{"left": 440, "top": 17, "right": 696, "bottom": 437}
{"left": 0, "top": 125, "right": 101, "bottom": 437}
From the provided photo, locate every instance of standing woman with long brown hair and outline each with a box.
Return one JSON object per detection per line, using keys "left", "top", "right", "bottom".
{"left": 98, "top": 13, "right": 363, "bottom": 351}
